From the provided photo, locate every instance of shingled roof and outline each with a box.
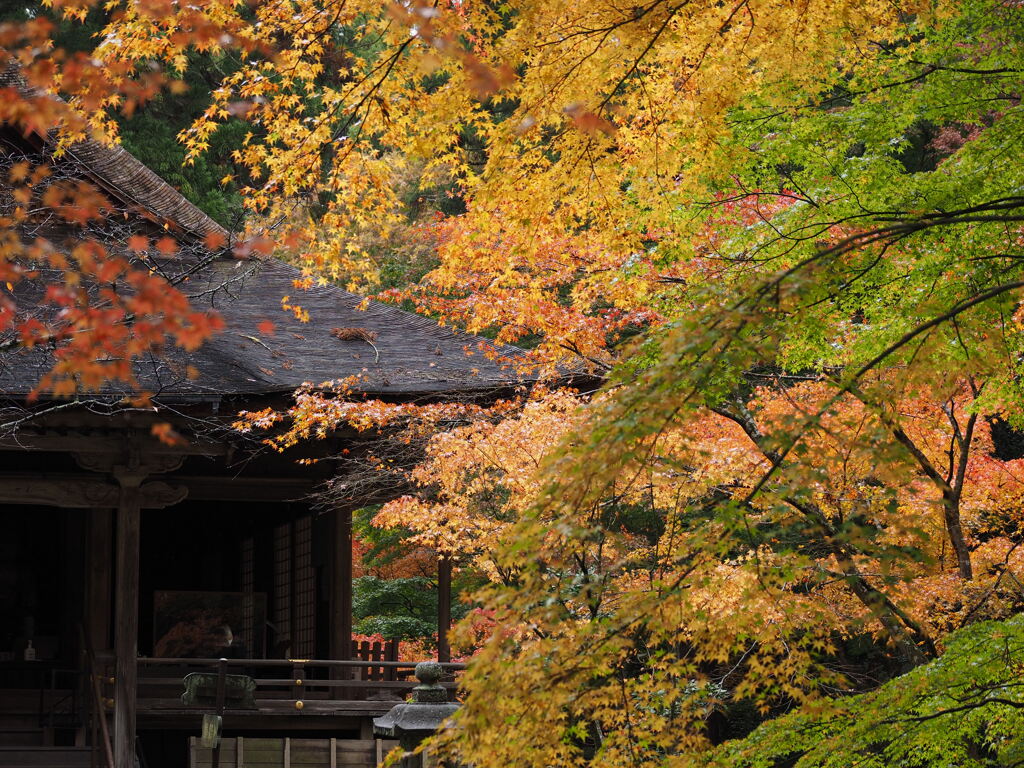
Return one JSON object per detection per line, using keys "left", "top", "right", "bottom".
{"left": 0, "top": 73, "right": 523, "bottom": 403}
{"left": 0, "top": 254, "right": 523, "bottom": 400}
{"left": 152, "top": 256, "right": 522, "bottom": 399}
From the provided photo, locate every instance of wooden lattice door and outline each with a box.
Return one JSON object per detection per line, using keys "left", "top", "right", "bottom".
{"left": 271, "top": 516, "right": 316, "bottom": 658}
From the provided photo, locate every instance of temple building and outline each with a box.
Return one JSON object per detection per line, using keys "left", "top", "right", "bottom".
{"left": 0, "top": 70, "right": 522, "bottom": 768}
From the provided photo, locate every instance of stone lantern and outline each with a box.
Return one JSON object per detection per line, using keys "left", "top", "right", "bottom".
{"left": 373, "top": 661, "right": 460, "bottom": 768}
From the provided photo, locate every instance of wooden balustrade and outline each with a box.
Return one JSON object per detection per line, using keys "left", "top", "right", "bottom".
{"left": 93, "top": 656, "right": 464, "bottom": 718}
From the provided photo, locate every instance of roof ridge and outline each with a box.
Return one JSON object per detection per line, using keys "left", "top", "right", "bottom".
{"left": 0, "top": 63, "right": 228, "bottom": 242}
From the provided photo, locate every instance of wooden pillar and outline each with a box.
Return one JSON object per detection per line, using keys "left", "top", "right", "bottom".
{"left": 328, "top": 509, "right": 353, "bottom": 661}
{"left": 437, "top": 557, "right": 452, "bottom": 663}
{"left": 72, "top": 440, "right": 184, "bottom": 768}
{"left": 114, "top": 481, "right": 142, "bottom": 768}
{"left": 85, "top": 508, "right": 114, "bottom": 653}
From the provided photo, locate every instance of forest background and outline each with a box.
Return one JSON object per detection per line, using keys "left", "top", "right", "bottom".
{"left": 3, "top": 0, "right": 1024, "bottom": 765}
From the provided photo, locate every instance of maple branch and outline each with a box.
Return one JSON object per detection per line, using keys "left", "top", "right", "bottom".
{"left": 741, "top": 279, "right": 1024, "bottom": 507}
{"left": 783, "top": 495, "right": 936, "bottom": 666}
{"left": 710, "top": 401, "right": 936, "bottom": 665}
{"left": 710, "top": 401, "right": 780, "bottom": 464}
{"left": 844, "top": 382, "right": 977, "bottom": 580}
{"left": 743, "top": 197, "right": 1024, "bottom": 311}
{"left": 960, "top": 541, "right": 1023, "bottom": 624}
{"left": 731, "top": 49, "right": 1024, "bottom": 125}
{"left": 884, "top": 696, "right": 1024, "bottom": 725}
{"left": 949, "top": 411, "right": 978, "bottom": 507}
{"left": 845, "top": 384, "right": 950, "bottom": 493}
{"left": 596, "top": 1, "right": 688, "bottom": 113}
{"left": 558, "top": 341, "right": 613, "bottom": 372}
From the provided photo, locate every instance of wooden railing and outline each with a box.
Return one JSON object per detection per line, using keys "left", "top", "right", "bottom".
{"left": 94, "top": 656, "right": 464, "bottom": 717}
{"left": 79, "top": 625, "right": 114, "bottom": 768}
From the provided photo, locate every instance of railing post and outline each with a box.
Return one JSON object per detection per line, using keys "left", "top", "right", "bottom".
{"left": 211, "top": 659, "right": 228, "bottom": 768}
{"left": 215, "top": 659, "right": 228, "bottom": 710}
{"left": 385, "top": 641, "right": 398, "bottom": 683}
{"left": 291, "top": 662, "right": 304, "bottom": 703}
{"left": 79, "top": 627, "right": 114, "bottom": 768}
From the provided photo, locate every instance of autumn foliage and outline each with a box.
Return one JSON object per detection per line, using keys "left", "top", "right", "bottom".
{"left": 7, "top": 0, "right": 1024, "bottom": 764}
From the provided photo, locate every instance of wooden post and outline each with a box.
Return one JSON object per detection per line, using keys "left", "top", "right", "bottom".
{"left": 114, "top": 481, "right": 142, "bottom": 768}
{"left": 75, "top": 441, "right": 184, "bottom": 768}
{"left": 291, "top": 662, "right": 304, "bottom": 700}
{"left": 86, "top": 509, "right": 114, "bottom": 653}
{"left": 328, "top": 509, "right": 353, "bottom": 662}
{"left": 437, "top": 557, "right": 452, "bottom": 664}
{"left": 212, "top": 658, "right": 227, "bottom": 768}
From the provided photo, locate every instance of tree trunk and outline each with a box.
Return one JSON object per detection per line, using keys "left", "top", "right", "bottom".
{"left": 832, "top": 551, "right": 933, "bottom": 668}
{"left": 942, "top": 489, "right": 973, "bottom": 580}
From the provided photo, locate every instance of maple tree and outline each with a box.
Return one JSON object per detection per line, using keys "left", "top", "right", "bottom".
{"left": 704, "top": 614, "right": 1024, "bottom": 768}
{"left": 424, "top": 2, "right": 1024, "bottom": 764}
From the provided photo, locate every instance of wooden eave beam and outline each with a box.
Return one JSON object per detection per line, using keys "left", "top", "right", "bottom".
{"left": 0, "top": 472, "right": 320, "bottom": 505}
{"left": 169, "top": 475, "right": 317, "bottom": 503}
{"left": 0, "top": 473, "right": 186, "bottom": 508}
{"left": 0, "top": 432, "right": 225, "bottom": 456}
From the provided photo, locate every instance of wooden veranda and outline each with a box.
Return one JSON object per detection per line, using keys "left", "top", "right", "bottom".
{"left": 0, "top": 412, "right": 468, "bottom": 768}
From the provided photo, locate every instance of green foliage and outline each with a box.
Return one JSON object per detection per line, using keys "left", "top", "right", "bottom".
{"left": 116, "top": 58, "right": 246, "bottom": 227}
{"left": 353, "top": 574, "right": 478, "bottom": 644}
{"left": 353, "top": 505, "right": 414, "bottom": 569}
{"left": 352, "top": 507, "right": 480, "bottom": 645}
{"left": 694, "top": 0, "right": 1024, "bottom": 385}
{"left": 704, "top": 614, "right": 1024, "bottom": 768}
{"left": 353, "top": 576, "right": 439, "bottom": 641}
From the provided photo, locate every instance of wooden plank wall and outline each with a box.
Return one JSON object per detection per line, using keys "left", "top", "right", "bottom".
{"left": 189, "top": 737, "right": 399, "bottom": 768}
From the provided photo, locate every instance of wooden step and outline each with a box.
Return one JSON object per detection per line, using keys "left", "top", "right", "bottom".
{"left": 0, "top": 746, "right": 91, "bottom": 767}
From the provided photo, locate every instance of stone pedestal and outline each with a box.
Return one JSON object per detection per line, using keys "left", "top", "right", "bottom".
{"left": 373, "top": 662, "right": 460, "bottom": 768}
